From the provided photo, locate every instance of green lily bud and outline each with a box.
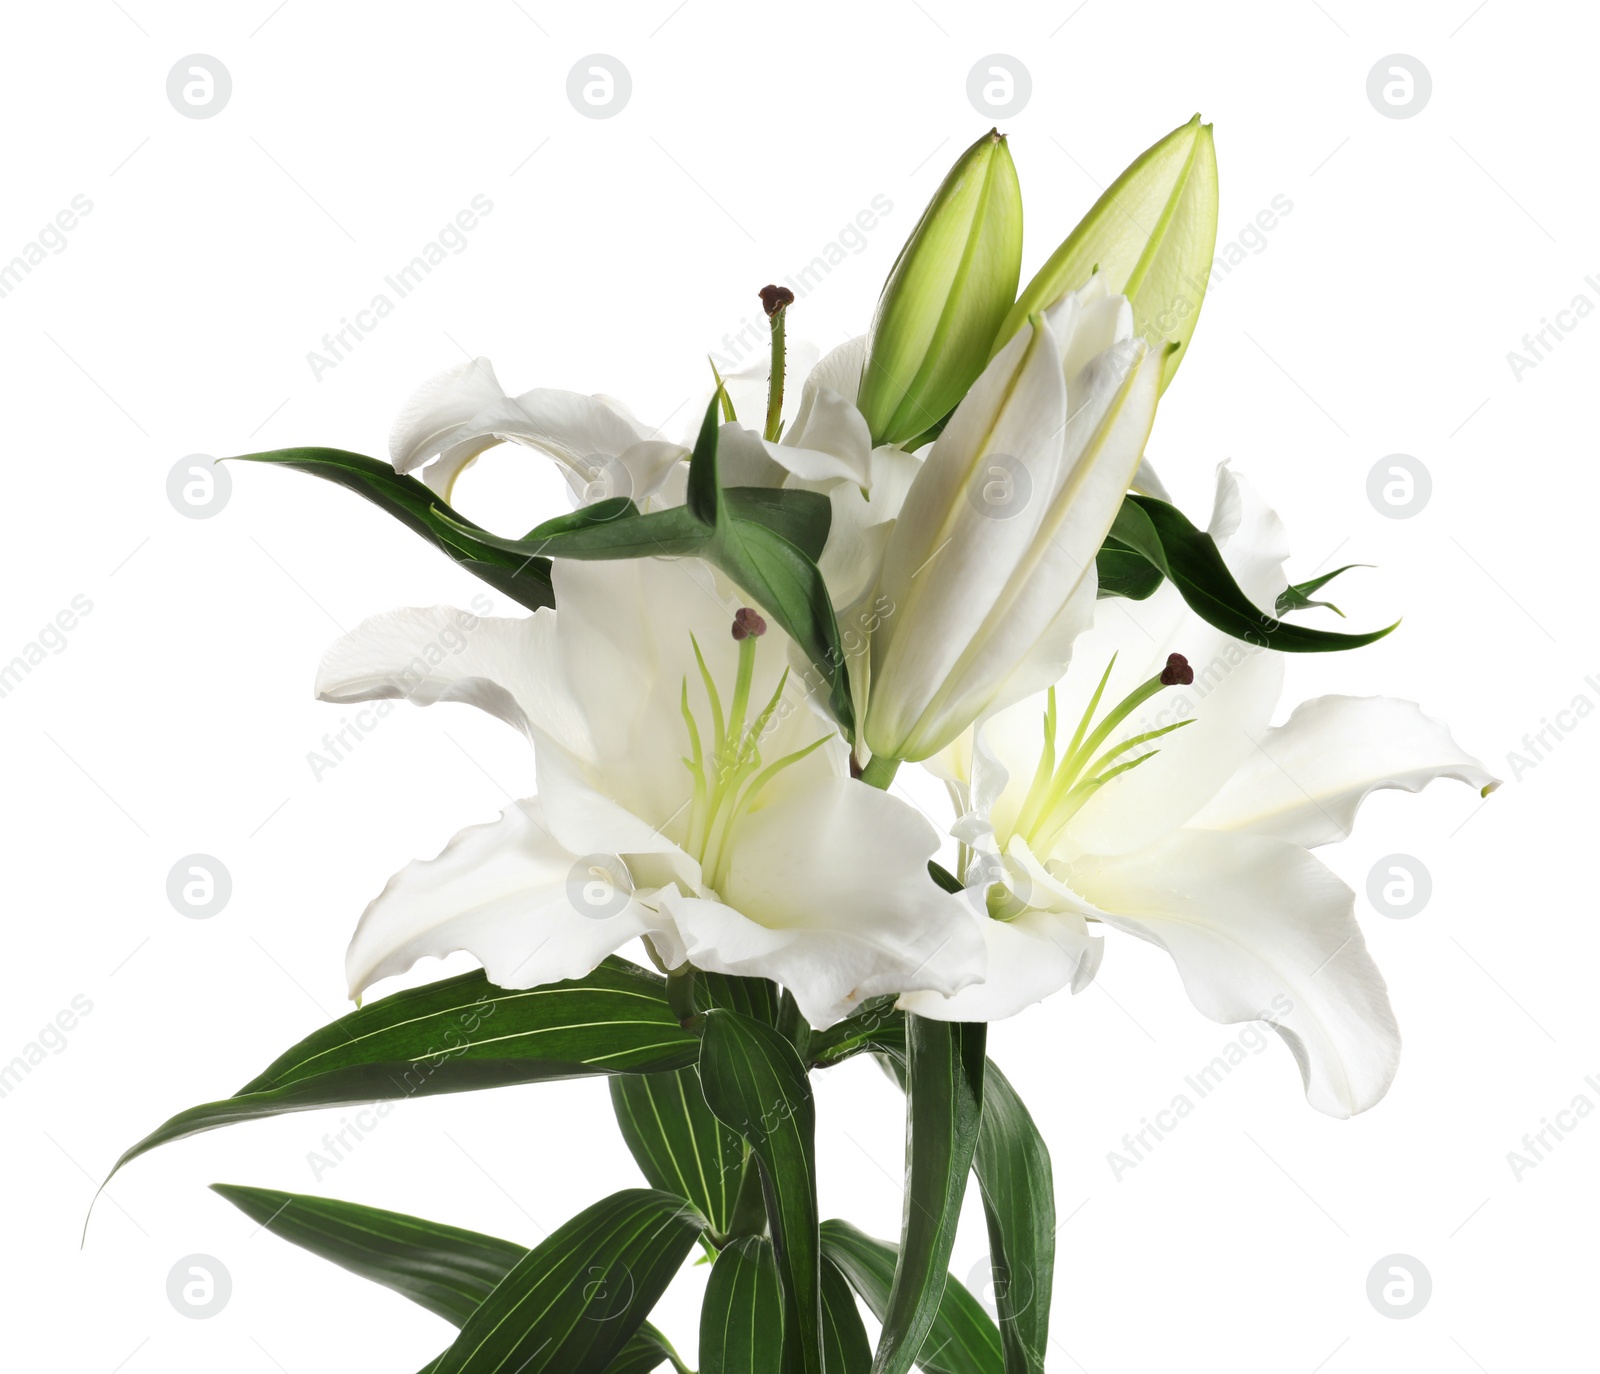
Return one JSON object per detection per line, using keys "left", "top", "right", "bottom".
{"left": 857, "top": 129, "right": 1023, "bottom": 446}
{"left": 995, "top": 115, "right": 1218, "bottom": 392}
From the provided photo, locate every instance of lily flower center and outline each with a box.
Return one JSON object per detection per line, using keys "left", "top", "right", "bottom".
{"left": 680, "top": 609, "right": 826, "bottom": 893}
{"left": 998, "top": 652, "right": 1196, "bottom": 900}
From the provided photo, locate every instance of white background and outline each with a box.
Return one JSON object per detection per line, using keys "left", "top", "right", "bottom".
{"left": 2, "top": 1, "right": 1592, "bottom": 1370}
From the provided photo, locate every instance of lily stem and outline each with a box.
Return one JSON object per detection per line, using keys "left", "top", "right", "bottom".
{"left": 666, "top": 963, "right": 699, "bottom": 1025}
{"left": 859, "top": 754, "right": 901, "bottom": 790}
{"left": 727, "top": 1154, "right": 770, "bottom": 1241}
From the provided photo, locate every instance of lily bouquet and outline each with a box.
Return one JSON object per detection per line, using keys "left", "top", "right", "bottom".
{"left": 110, "top": 118, "right": 1493, "bottom": 1372}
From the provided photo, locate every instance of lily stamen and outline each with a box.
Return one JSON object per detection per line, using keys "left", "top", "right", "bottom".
{"left": 681, "top": 610, "right": 824, "bottom": 892}
{"left": 1014, "top": 652, "right": 1197, "bottom": 855}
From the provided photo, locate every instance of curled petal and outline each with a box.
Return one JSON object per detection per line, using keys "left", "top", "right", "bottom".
{"left": 899, "top": 877, "right": 1103, "bottom": 1023}
{"left": 315, "top": 605, "right": 588, "bottom": 753}
{"left": 1190, "top": 695, "right": 1499, "bottom": 847}
{"left": 346, "top": 799, "right": 662, "bottom": 998}
{"left": 389, "top": 357, "right": 507, "bottom": 476}
{"left": 1073, "top": 829, "right": 1400, "bottom": 1117}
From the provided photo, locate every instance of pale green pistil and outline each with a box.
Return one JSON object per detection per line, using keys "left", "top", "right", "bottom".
{"left": 1005, "top": 651, "right": 1197, "bottom": 877}
{"left": 680, "top": 609, "right": 824, "bottom": 893}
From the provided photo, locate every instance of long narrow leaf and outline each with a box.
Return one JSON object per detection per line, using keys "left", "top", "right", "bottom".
{"left": 230, "top": 447, "right": 557, "bottom": 612}
{"left": 697, "top": 1008, "right": 821, "bottom": 1374}
{"left": 112, "top": 959, "right": 696, "bottom": 1182}
{"left": 820, "top": 1257, "right": 873, "bottom": 1374}
{"left": 1109, "top": 496, "right": 1395, "bottom": 650}
{"left": 873, "top": 1018, "right": 986, "bottom": 1374}
{"left": 972, "top": 1067, "right": 1053, "bottom": 1374}
{"left": 606, "top": 1324, "right": 692, "bottom": 1374}
{"left": 609, "top": 975, "right": 776, "bottom": 1239}
{"left": 211, "top": 1184, "right": 525, "bottom": 1326}
{"left": 821, "top": 1221, "right": 1003, "bottom": 1374}
{"left": 432, "top": 1188, "right": 702, "bottom": 1374}
{"left": 611, "top": 1069, "right": 747, "bottom": 1242}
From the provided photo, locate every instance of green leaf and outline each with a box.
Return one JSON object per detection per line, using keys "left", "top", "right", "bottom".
{"left": 700, "top": 1235, "right": 785, "bottom": 1374}
{"left": 821, "top": 1221, "right": 1004, "bottom": 1374}
{"left": 997, "top": 115, "right": 1219, "bottom": 392}
{"left": 112, "top": 959, "right": 696, "bottom": 1182}
{"left": 1095, "top": 543, "right": 1164, "bottom": 602}
{"left": 424, "top": 1323, "right": 688, "bottom": 1374}
{"left": 723, "top": 489, "right": 830, "bottom": 564}
{"left": 820, "top": 1256, "right": 874, "bottom": 1374}
{"left": 711, "top": 512, "right": 850, "bottom": 732}
{"left": 229, "top": 448, "right": 556, "bottom": 612}
{"left": 211, "top": 1184, "right": 524, "bottom": 1326}
{"left": 609, "top": 976, "right": 778, "bottom": 1240}
{"left": 806, "top": 998, "right": 904, "bottom": 1070}
{"left": 699, "top": 973, "right": 784, "bottom": 1027}
{"left": 1275, "top": 563, "right": 1368, "bottom": 619}
{"left": 607, "top": 1323, "right": 692, "bottom": 1374}
{"left": 611, "top": 1070, "right": 747, "bottom": 1243}
{"left": 872, "top": 1018, "right": 987, "bottom": 1374}
{"left": 697, "top": 1008, "right": 822, "bottom": 1374}
{"left": 971, "top": 1067, "right": 1053, "bottom": 1374}
{"left": 1109, "top": 496, "right": 1397, "bottom": 651}
{"left": 430, "top": 1189, "right": 702, "bottom": 1374}
{"left": 231, "top": 442, "right": 831, "bottom": 629}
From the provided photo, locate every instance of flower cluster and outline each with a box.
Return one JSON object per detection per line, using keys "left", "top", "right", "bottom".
{"left": 306, "top": 119, "right": 1492, "bottom": 1119}
{"left": 113, "top": 115, "right": 1502, "bottom": 1374}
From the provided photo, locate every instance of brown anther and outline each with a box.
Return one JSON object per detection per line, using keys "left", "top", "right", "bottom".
{"left": 1160, "top": 653, "right": 1194, "bottom": 687}
{"left": 732, "top": 607, "right": 768, "bottom": 641}
{"left": 759, "top": 284, "right": 795, "bottom": 317}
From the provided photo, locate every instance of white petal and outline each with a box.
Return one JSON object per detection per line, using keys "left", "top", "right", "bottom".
{"left": 390, "top": 357, "right": 508, "bottom": 474}
{"left": 772, "top": 386, "right": 873, "bottom": 487}
{"left": 560, "top": 438, "right": 687, "bottom": 510}
{"left": 345, "top": 799, "right": 661, "bottom": 998}
{"left": 802, "top": 337, "right": 865, "bottom": 407}
{"left": 315, "top": 606, "right": 589, "bottom": 754}
{"left": 717, "top": 424, "right": 789, "bottom": 489}
{"left": 816, "top": 445, "right": 922, "bottom": 608}
{"left": 431, "top": 388, "right": 647, "bottom": 495}
{"left": 533, "top": 726, "right": 704, "bottom": 890}
{"left": 898, "top": 904, "right": 1102, "bottom": 1022}
{"left": 550, "top": 559, "right": 840, "bottom": 796}
{"left": 1207, "top": 462, "right": 1291, "bottom": 609}
{"left": 867, "top": 322, "right": 1070, "bottom": 758}
{"left": 1190, "top": 695, "right": 1498, "bottom": 847}
{"left": 1130, "top": 453, "right": 1170, "bottom": 501}
{"left": 1072, "top": 829, "right": 1400, "bottom": 1117}
{"left": 672, "top": 777, "right": 986, "bottom": 1027}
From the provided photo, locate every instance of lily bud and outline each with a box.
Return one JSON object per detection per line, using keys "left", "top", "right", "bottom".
{"left": 864, "top": 280, "right": 1161, "bottom": 764}
{"left": 995, "top": 115, "right": 1217, "bottom": 392}
{"left": 857, "top": 130, "right": 1023, "bottom": 447}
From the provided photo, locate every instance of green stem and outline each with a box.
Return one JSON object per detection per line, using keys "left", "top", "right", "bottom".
{"left": 726, "top": 1154, "right": 769, "bottom": 1241}
{"left": 859, "top": 753, "right": 901, "bottom": 790}
{"left": 776, "top": 988, "right": 811, "bottom": 1064}
{"left": 666, "top": 964, "right": 699, "bottom": 1024}
{"left": 764, "top": 305, "right": 787, "bottom": 442}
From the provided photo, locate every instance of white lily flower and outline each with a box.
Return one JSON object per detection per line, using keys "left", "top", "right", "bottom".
{"left": 862, "top": 278, "right": 1163, "bottom": 766}
{"left": 903, "top": 467, "right": 1496, "bottom": 1118}
{"left": 316, "top": 558, "right": 983, "bottom": 1028}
